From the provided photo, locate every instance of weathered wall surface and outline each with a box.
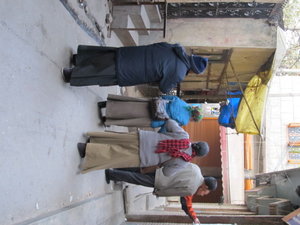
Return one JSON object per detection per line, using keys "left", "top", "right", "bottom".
{"left": 140, "top": 18, "right": 277, "bottom": 48}
{"left": 227, "top": 130, "right": 245, "bottom": 204}
{"left": 168, "top": 0, "right": 283, "bottom": 2}
{"left": 265, "top": 76, "right": 300, "bottom": 172}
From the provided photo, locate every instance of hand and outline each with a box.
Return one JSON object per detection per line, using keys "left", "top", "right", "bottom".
{"left": 140, "top": 165, "right": 159, "bottom": 174}
{"left": 193, "top": 218, "right": 200, "bottom": 225}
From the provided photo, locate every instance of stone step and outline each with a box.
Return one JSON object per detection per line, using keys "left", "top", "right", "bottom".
{"left": 124, "top": 184, "right": 166, "bottom": 214}
{"left": 113, "top": 5, "right": 150, "bottom": 35}
{"left": 245, "top": 185, "right": 276, "bottom": 212}
{"left": 256, "top": 196, "right": 293, "bottom": 215}
{"left": 139, "top": 22, "right": 164, "bottom": 45}
{"left": 246, "top": 194, "right": 271, "bottom": 212}
{"left": 245, "top": 185, "right": 276, "bottom": 199}
{"left": 111, "top": 14, "right": 139, "bottom": 46}
{"left": 144, "top": 5, "right": 162, "bottom": 23}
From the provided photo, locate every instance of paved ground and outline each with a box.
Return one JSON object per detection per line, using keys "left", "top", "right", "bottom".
{"left": 0, "top": 1, "right": 128, "bottom": 224}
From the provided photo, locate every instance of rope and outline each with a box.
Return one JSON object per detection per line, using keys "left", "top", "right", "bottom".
{"left": 224, "top": 70, "right": 238, "bottom": 131}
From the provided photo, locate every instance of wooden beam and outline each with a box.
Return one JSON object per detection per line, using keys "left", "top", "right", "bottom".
{"left": 182, "top": 94, "right": 242, "bottom": 100}
{"left": 206, "top": 62, "right": 212, "bottom": 89}
{"left": 216, "top": 49, "right": 233, "bottom": 94}
{"left": 126, "top": 214, "right": 285, "bottom": 224}
{"left": 176, "top": 83, "right": 181, "bottom": 97}
{"left": 182, "top": 79, "right": 219, "bottom": 83}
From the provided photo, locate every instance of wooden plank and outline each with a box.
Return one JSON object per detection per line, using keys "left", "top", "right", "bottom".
{"left": 282, "top": 208, "right": 300, "bottom": 223}
{"left": 216, "top": 49, "right": 233, "bottom": 94}
{"left": 126, "top": 214, "right": 285, "bottom": 224}
{"left": 163, "top": 207, "right": 255, "bottom": 215}
{"left": 206, "top": 62, "right": 212, "bottom": 89}
{"left": 182, "top": 94, "right": 242, "bottom": 100}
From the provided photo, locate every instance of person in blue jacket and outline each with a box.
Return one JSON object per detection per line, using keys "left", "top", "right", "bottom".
{"left": 62, "top": 42, "right": 208, "bottom": 93}
{"left": 151, "top": 95, "right": 203, "bottom": 129}
{"left": 97, "top": 94, "right": 203, "bottom": 128}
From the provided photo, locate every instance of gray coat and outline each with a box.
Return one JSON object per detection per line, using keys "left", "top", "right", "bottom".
{"left": 138, "top": 119, "right": 191, "bottom": 176}
{"left": 154, "top": 163, "right": 204, "bottom": 197}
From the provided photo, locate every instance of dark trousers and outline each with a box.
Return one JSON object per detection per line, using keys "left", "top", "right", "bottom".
{"left": 109, "top": 168, "right": 155, "bottom": 188}
{"left": 70, "top": 45, "right": 118, "bottom": 86}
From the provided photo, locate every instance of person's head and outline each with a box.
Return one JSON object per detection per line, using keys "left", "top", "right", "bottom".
{"left": 190, "top": 106, "right": 203, "bottom": 122}
{"left": 192, "top": 141, "right": 209, "bottom": 157}
{"left": 190, "top": 55, "right": 208, "bottom": 74}
{"left": 196, "top": 177, "right": 218, "bottom": 196}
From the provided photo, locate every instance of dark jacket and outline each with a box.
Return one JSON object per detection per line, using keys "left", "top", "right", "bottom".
{"left": 116, "top": 42, "right": 191, "bottom": 93}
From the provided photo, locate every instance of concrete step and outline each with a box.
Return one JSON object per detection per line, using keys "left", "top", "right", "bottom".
{"left": 256, "top": 196, "right": 293, "bottom": 215}
{"left": 245, "top": 185, "right": 276, "bottom": 199}
{"left": 111, "top": 14, "right": 139, "bottom": 46}
{"left": 245, "top": 184, "right": 293, "bottom": 215}
{"left": 246, "top": 194, "right": 259, "bottom": 212}
{"left": 245, "top": 185, "right": 276, "bottom": 212}
{"left": 139, "top": 22, "right": 164, "bottom": 45}
{"left": 144, "top": 5, "right": 162, "bottom": 23}
{"left": 123, "top": 184, "right": 166, "bottom": 214}
{"left": 113, "top": 5, "right": 150, "bottom": 35}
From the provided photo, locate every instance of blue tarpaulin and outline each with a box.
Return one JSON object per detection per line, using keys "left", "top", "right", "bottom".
{"left": 218, "top": 91, "right": 242, "bottom": 128}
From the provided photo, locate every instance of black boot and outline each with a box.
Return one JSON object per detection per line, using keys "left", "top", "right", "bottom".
{"left": 71, "top": 54, "right": 77, "bottom": 66}
{"left": 77, "top": 143, "right": 86, "bottom": 158}
{"left": 62, "top": 67, "right": 73, "bottom": 83}
{"left": 97, "top": 102, "right": 107, "bottom": 123}
{"left": 105, "top": 169, "right": 111, "bottom": 184}
{"left": 97, "top": 101, "right": 107, "bottom": 109}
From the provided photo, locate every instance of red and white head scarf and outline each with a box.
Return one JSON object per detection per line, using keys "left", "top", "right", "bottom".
{"left": 155, "top": 139, "right": 194, "bottom": 161}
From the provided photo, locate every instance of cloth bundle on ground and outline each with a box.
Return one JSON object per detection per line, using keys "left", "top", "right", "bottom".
{"left": 149, "top": 97, "right": 170, "bottom": 120}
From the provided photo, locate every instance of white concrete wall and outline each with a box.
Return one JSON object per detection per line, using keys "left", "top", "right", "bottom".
{"left": 168, "top": 0, "right": 283, "bottom": 2}
{"left": 140, "top": 18, "right": 277, "bottom": 48}
{"left": 226, "top": 129, "right": 245, "bottom": 204}
{"left": 265, "top": 76, "right": 300, "bottom": 172}
{"left": 0, "top": 0, "right": 126, "bottom": 224}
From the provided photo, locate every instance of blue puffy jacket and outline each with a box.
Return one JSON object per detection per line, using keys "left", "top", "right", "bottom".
{"left": 116, "top": 42, "right": 191, "bottom": 93}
